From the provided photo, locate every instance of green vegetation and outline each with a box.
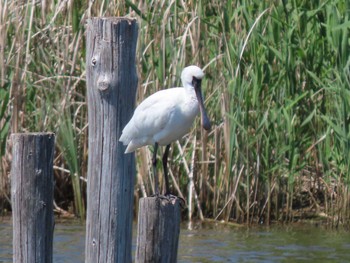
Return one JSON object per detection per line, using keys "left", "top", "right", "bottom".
{"left": 1, "top": 0, "right": 349, "bottom": 225}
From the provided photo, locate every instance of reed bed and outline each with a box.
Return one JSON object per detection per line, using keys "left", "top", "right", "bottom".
{"left": 0, "top": 0, "right": 349, "bottom": 225}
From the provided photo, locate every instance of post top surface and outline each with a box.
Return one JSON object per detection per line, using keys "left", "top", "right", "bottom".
{"left": 88, "top": 17, "right": 137, "bottom": 24}
{"left": 11, "top": 132, "right": 55, "bottom": 138}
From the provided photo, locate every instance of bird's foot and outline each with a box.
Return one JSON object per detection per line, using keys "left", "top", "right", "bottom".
{"left": 164, "top": 193, "right": 186, "bottom": 208}
{"left": 150, "top": 193, "right": 186, "bottom": 208}
{"left": 150, "top": 193, "right": 173, "bottom": 201}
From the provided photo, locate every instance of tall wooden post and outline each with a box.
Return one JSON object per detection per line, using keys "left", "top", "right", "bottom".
{"left": 135, "top": 197, "right": 181, "bottom": 263}
{"left": 85, "top": 18, "right": 138, "bottom": 263}
{"left": 11, "top": 133, "right": 55, "bottom": 263}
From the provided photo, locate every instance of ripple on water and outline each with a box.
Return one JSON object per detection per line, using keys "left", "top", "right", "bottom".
{"left": 1, "top": 220, "right": 350, "bottom": 263}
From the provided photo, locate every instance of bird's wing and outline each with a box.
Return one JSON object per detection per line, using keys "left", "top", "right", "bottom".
{"left": 132, "top": 90, "right": 178, "bottom": 136}
{"left": 120, "top": 88, "right": 181, "bottom": 144}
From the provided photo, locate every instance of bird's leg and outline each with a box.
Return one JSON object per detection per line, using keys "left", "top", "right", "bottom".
{"left": 152, "top": 142, "right": 159, "bottom": 195}
{"left": 162, "top": 144, "right": 171, "bottom": 195}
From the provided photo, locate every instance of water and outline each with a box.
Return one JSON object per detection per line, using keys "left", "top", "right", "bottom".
{"left": 1, "top": 219, "right": 350, "bottom": 262}
{"left": 179, "top": 223, "right": 350, "bottom": 262}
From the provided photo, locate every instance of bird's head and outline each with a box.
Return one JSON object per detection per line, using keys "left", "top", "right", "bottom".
{"left": 181, "top": 65, "right": 211, "bottom": 131}
{"left": 181, "top": 65, "right": 205, "bottom": 87}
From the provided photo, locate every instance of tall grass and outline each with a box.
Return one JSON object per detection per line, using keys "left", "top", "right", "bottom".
{"left": 1, "top": 0, "right": 349, "bottom": 225}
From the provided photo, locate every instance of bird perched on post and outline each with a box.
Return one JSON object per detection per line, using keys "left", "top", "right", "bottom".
{"left": 119, "top": 65, "right": 211, "bottom": 196}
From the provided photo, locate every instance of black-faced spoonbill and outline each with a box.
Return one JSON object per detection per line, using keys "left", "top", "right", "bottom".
{"left": 119, "top": 65, "right": 211, "bottom": 196}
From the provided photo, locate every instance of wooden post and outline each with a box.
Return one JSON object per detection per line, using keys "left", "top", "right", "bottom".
{"left": 135, "top": 197, "right": 181, "bottom": 263}
{"left": 11, "top": 133, "right": 55, "bottom": 263}
{"left": 85, "top": 18, "right": 138, "bottom": 263}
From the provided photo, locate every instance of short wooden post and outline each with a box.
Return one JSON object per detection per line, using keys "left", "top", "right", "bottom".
{"left": 85, "top": 18, "right": 138, "bottom": 263}
{"left": 135, "top": 197, "right": 181, "bottom": 263}
{"left": 11, "top": 132, "right": 55, "bottom": 263}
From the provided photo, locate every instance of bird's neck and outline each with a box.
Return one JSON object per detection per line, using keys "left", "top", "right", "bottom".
{"left": 183, "top": 83, "right": 195, "bottom": 93}
{"left": 183, "top": 84, "right": 197, "bottom": 102}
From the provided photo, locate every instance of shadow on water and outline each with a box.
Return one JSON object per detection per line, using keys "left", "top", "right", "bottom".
{"left": 1, "top": 219, "right": 350, "bottom": 263}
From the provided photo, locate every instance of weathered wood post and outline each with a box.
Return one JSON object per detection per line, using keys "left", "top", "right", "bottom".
{"left": 85, "top": 18, "right": 138, "bottom": 263}
{"left": 135, "top": 197, "right": 181, "bottom": 263}
{"left": 11, "top": 132, "right": 55, "bottom": 263}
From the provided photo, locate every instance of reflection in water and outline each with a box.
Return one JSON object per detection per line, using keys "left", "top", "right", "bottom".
{"left": 1, "top": 220, "right": 350, "bottom": 263}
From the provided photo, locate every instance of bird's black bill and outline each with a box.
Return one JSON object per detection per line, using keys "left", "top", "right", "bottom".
{"left": 193, "top": 77, "right": 211, "bottom": 131}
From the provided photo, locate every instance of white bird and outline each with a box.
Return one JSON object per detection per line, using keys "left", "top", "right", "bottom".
{"left": 119, "top": 65, "right": 211, "bottom": 195}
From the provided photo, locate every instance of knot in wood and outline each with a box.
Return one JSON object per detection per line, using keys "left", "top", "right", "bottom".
{"left": 97, "top": 76, "right": 111, "bottom": 92}
{"left": 92, "top": 238, "right": 97, "bottom": 247}
{"left": 91, "top": 57, "right": 97, "bottom": 66}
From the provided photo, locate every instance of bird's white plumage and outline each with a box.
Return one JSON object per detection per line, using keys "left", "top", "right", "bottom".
{"left": 119, "top": 65, "right": 205, "bottom": 153}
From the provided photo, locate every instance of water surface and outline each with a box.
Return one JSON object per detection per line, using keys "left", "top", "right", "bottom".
{"left": 1, "top": 219, "right": 349, "bottom": 262}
